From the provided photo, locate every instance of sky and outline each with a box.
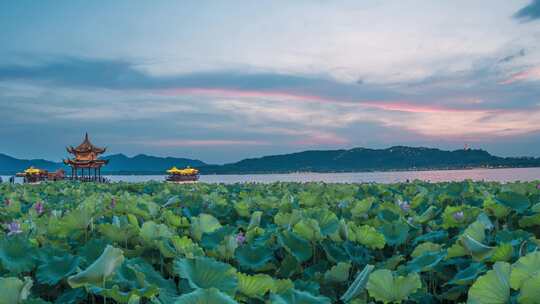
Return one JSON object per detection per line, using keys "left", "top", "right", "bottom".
{"left": 1, "top": 1, "right": 540, "bottom": 164}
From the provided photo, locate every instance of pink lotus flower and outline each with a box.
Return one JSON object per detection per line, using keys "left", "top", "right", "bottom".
{"left": 7, "top": 221, "right": 22, "bottom": 236}
{"left": 236, "top": 232, "right": 246, "bottom": 245}
{"left": 110, "top": 198, "right": 116, "bottom": 209}
{"left": 537, "top": 184, "right": 540, "bottom": 190}
{"left": 34, "top": 201, "right": 44, "bottom": 215}
{"left": 453, "top": 211, "right": 464, "bottom": 221}
{"left": 4, "top": 199, "right": 10, "bottom": 206}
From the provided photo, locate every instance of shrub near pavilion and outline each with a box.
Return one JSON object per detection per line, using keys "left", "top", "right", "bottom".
{"left": 0, "top": 181, "right": 539, "bottom": 303}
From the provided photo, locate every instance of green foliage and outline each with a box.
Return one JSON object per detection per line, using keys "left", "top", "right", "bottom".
{"left": 366, "top": 269, "right": 422, "bottom": 303}
{"left": 0, "top": 277, "right": 33, "bottom": 304}
{"left": 67, "top": 245, "right": 124, "bottom": 288}
{"left": 0, "top": 180, "right": 538, "bottom": 302}
{"left": 174, "top": 257, "right": 238, "bottom": 295}
{"left": 467, "top": 262, "right": 511, "bottom": 304}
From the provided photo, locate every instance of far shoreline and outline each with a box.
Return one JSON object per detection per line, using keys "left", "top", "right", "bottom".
{"left": 3, "top": 164, "right": 538, "bottom": 176}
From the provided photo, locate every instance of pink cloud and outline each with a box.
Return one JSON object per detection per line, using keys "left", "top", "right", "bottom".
{"left": 158, "top": 88, "right": 334, "bottom": 104}
{"left": 292, "top": 133, "right": 350, "bottom": 146}
{"left": 156, "top": 87, "right": 486, "bottom": 114}
{"left": 357, "top": 101, "right": 469, "bottom": 113}
{"left": 500, "top": 66, "right": 540, "bottom": 85}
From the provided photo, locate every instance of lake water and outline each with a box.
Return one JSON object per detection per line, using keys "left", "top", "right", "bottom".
{"left": 5, "top": 167, "right": 537, "bottom": 184}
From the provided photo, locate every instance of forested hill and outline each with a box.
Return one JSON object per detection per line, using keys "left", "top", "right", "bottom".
{"left": 198, "top": 146, "right": 540, "bottom": 174}
{"left": 1, "top": 146, "right": 540, "bottom": 175}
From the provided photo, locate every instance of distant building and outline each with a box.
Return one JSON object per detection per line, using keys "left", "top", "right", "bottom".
{"left": 63, "top": 133, "right": 109, "bottom": 182}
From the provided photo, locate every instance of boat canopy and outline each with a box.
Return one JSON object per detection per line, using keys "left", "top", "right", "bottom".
{"left": 24, "top": 167, "right": 44, "bottom": 175}
{"left": 167, "top": 166, "right": 199, "bottom": 175}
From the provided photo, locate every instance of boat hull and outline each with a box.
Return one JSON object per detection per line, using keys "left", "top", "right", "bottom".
{"left": 166, "top": 174, "right": 199, "bottom": 183}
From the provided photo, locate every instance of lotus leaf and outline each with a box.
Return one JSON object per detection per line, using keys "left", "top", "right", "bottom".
{"left": 496, "top": 191, "right": 530, "bottom": 214}
{"left": 366, "top": 269, "right": 422, "bottom": 304}
{"left": 174, "top": 288, "right": 237, "bottom": 304}
{"left": 293, "top": 219, "right": 323, "bottom": 241}
{"left": 89, "top": 284, "right": 159, "bottom": 304}
{"left": 448, "top": 263, "right": 487, "bottom": 285}
{"left": 349, "top": 224, "right": 386, "bottom": 249}
{"left": 190, "top": 213, "right": 222, "bottom": 241}
{"left": 36, "top": 254, "right": 80, "bottom": 285}
{"left": 304, "top": 208, "right": 339, "bottom": 236}
{"left": 0, "top": 236, "right": 36, "bottom": 274}
{"left": 173, "top": 257, "right": 238, "bottom": 295}
{"left": 411, "top": 242, "right": 442, "bottom": 257}
{"left": 54, "top": 288, "right": 87, "bottom": 304}
{"left": 378, "top": 254, "right": 404, "bottom": 270}
{"left": 350, "top": 198, "right": 373, "bottom": 218}
{"left": 460, "top": 234, "right": 493, "bottom": 261}
{"left": 237, "top": 273, "right": 274, "bottom": 297}
{"left": 200, "top": 226, "right": 235, "bottom": 250}
{"left": 518, "top": 213, "right": 540, "bottom": 228}
{"left": 403, "top": 251, "right": 445, "bottom": 273}
{"left": 324, "top": 262, "right": 351, "bottom": 283}
{"left": 278, "top": 230, "right": 313, "bottom": 263}
{"left": 171, "top": 236, "right": 205, "bottom": 258}
{"left": 270, "top": 289, "right": 331, "bottom": 304}
{"left": 483, "top": 196, "right": 510, "bottom": 218}
{"left": 489, "top": 243, "right": 513, "bottom": 262}
{"left": 509, "top": 251, "right": 540, "bottom": 290}
{"left": 380, "top": 222, "right": 409, "bottom": 246}
{"left": 235, "top": 243, "right": 274, "bottom": 270}
{"left": 248, "top": 211, "right": 263, "bottom": 229}
{"left": 414, "top": 206, "right": 438, "bottom": 224}
{"left": 340, "top": 264, "right": 374, "bottom": 302}
{"left": 467, "top": 262, "right": 511, "bottom": 304}
{"left": 140, "top": 221, "right": 173, "bottom": 243}
{"left": 518, "top": 274, "right": 540, "bottom": 304}
{"left": 321, "top": 241, "right": 348, "bottom": 263}
{"left": 412, "top": 230, "right": 447, "bottom": 245}
{"left": 0, "top": 277, "right": 33, "bottom": 304}
{"left": 98, "top": 223, "right": 138, "bottom": 243}
{"left": 67, "top": 245, "right": 124, "bottom": 288}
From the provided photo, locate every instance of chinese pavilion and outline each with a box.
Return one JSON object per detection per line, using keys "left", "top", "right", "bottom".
{"left": 63, "top": 133, "right": 108, "bottom": 182}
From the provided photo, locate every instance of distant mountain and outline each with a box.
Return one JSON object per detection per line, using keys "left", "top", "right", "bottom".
{"left": 1, "top": 146, "right": 540, "bottom": 175}
{"left": 0, "top": 153, "right": 62, "bottom": 173}
{"left": 101, "top": 154, "right": 206, "bottom": 173}
{"left": 198, "top": 146, "right": 540, "bottom": 174}
{"left": 0, "top": 153, "right": 206, "bottom": 175}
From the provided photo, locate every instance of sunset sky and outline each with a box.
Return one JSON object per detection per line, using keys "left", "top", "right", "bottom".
{"left": 1, "top": 1, "right": 540, "bottom": 163}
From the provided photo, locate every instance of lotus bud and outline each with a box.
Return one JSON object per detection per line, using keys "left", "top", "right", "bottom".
{"left": 34, "top": 201, "right": 44, "bottom": 215}
{"left": 537, "top": 183, "right": 540, "bottom": 190}
{"left": 338, "top": 201, "right": 348, "bottom": 209}
{"left": 397, "top": 199, "right": 410, "bottom": 212}
{"left": 4, "top": 199, "right": 10, "bottom": 206}
{"left": 453, "top": 211, "right": 464, "bottom": 221}
{"left": 110, "top": 198, "right": 116, "bottom": 209}
{"left": 236, "top": 231, "right": 246, "bottom": 245}
{"left": 7, "top": 221, "right": 22, "bottom": 236}
{"left": 338, "top": 219, "right": 349, "bottom": 240}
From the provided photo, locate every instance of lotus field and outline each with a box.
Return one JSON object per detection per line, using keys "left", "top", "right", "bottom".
{"left": 0, "top": 181, "right": 540, "bottom": 303}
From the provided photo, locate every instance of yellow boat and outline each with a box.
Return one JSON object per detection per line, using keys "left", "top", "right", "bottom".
{"left": 166, "top": 166, "right": 199, "bottom": 182}
{"left": 24, "top": 167, "right": 44, "bottom": 175}
{"left": 16, "top": 167, "right": 47, "bottom": 184}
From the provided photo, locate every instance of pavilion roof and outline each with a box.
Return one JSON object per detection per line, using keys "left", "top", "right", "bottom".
{"left": 67, "top": 133, "right": 106, "bottom": 155}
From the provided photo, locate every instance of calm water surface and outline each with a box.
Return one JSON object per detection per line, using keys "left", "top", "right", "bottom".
{"left": 2, "top": 167, "right": 539, "bottom": 184}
